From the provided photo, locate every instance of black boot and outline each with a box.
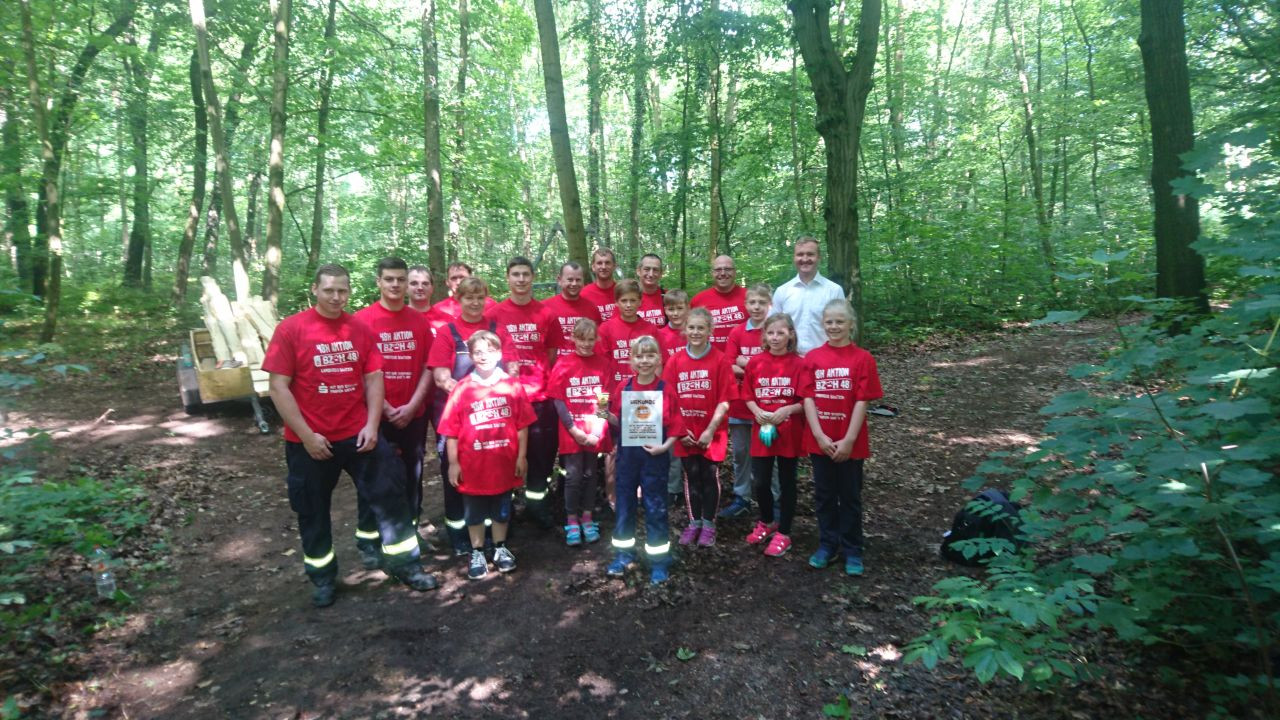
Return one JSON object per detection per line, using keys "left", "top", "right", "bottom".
{"left": 311, "top": 580, "right": 337, "bottom": 608}
{"left": 357, "top": 544, "right": 381, "bottom": 570}
{"left": 391, "top": 565, "right": 439, "bottom": 591}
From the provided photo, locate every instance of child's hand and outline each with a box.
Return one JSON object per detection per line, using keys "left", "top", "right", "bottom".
{"left": 571, "top": 427, "right": 590, "bottom": 446}
{"left": 585, "top": 433, "right": 600, "bottom": 446}
{"left": 680, "top": 431, "right": 698, "bottom": 447}
{"left": 817, "top": 434, "right": 838, "bottom": 458}
{"left": 643, "top": 443, "right": 665, "bottom": 456}
{"left": 448, "top": 463, "right": 462, "bottom": 487}
{"left": 731, "top": 364, "right": 745, "bottom": 378}
{"left": 831, "top": 437, "right": 854, "bottom": 463}
{"left": 515, "top": 455, "right": 528, "bottom": 479}
{"left": 753, "top": 409, "right": 774, "bottom": 426}
{"left": 697, "top": 428, "right": 714, "bottom": 449}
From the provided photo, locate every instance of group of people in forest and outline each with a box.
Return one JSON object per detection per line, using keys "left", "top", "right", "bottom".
{"left": 264, "top": 237, "right": 882, "bottom": 607}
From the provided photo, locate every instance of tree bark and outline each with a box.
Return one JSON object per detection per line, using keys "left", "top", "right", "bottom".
{"left": 706, "top": 0, "right": 722, "bottom": 260}
{"left": 191, "top": 0, "right": 251, "bottom": 302}
{"left": 1070, "top": 0, "right": 1104, "bottom": 225}
{"left": 1002, "top": 0, "right": 1054, "bottom": 277}
{"left": 123, "top": 6, "right": 162, "bottom": 288}
{"left": 789, "top": 0, "right": 881, "bottom": 345}
{"left": 172, "top": 47, "right": 207, "bottom": 303}
{"left": 1138, "top": 0, "right": 1207, "bottom": 312}
{"left": 628, "top": 0, "right": 648, "bottom": 267}
{"left": 306, "top": 0, "right": 337, "bottom": 279}
{"left": 1, "top": 88, "right": 33, "bottom": 285}
{"left": 789, "top": 44, "right": 811, "bottom": 230}
{"left": 21, "top": 0, "right": 135, "bottom": 340}
{"left": 587, "top": 0, "right": 603, "bottom": 240}
{"left": 532, "top": 0, "right": 588, "bottom": 266}
{"left": 422, "top": 0, "right": 446, "bottom": 296}
{"left": 448, "top": 0, "right": 470, "bottom": 258}
{"left": 199, "top": 25, "right": 258, "bottom": 280}
{"left": 263, "top": 0, "right": 289, "bottom": 306}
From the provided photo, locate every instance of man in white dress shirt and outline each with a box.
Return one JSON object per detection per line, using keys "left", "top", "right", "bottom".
{"left": 771, "top": 236, "right": 846, "bottom": 355}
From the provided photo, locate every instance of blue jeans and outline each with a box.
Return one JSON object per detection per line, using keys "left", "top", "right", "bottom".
{"left": 612, "top": 445, "right": 671, "bottom": 567}
{"left": 810, "top": 455, "right": 864, "bottom": 557}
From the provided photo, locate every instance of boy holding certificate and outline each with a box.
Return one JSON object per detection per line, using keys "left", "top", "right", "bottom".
{"left": 605, "top": 336, "right": 677, "bottom": 584}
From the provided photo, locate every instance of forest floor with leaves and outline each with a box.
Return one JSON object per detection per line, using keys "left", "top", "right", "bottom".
{"left": 3, "top": 317, "right": 1197, "bottom": 719}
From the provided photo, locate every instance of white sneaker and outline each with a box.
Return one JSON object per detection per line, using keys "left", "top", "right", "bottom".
{"left": 493, "top": 546, "right": 517, "bottom": 573}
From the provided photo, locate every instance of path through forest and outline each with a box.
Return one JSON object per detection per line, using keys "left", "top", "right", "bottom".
{"left": 12, "top": 318, "right": 1183, "bottom": 718}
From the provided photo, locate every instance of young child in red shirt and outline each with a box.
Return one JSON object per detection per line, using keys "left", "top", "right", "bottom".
{"left": 743, "top": 313, "right": 811, "bottom": 557}
{"left": 801, "top": 299, "right": 883, "bottom": 576}
{"left": 720, "top": 283, "right": 773, "bottom": 519}
{"left": 665, "top": 307, "right": 736, "bottom": 547}
{"left": 656, "top": 289, "right": 688, "bottom": 361}
{"left": 438, "top": 330, "right": 536, "bottom": 580}
{"left": 547, "top": 318, "right": 613, "bottom": 546}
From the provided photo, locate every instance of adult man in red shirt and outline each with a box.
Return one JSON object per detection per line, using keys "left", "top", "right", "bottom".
{"left": 407, "top": 265, "right": 435, "bottom": 313}
{"left": 485, "top": 256, "right": 559, "bottom": 528}
{"left": 542, "top": 261, "right": 603, "bottom": 358}
{"left": 691, "top": 254, "right": 747, "bottom": 350}
{"left": 265, "top": 263, "right": 437, "bottom": 608}
{"left": 580, "top": 247, "right": 618, "bottom": 321}
{"left": 636, "top": 253, "right": 668, "bottom": 328}
{"left": 353, "top": 257, "right": 435, "bottom": 569}
{"left": 426, "top": 261, "right": 497, "bottom": 324}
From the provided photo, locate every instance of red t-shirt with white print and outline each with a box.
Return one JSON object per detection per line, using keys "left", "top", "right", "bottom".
{"left": 743, "top": 351, "right": 811, "bottom": 458}
{"left": 547, "top": 352, "right": 614, "bottom": 454}
{"left": 354, "top": 302, "right": 432, "bottom": 417}
{"left": 437, "top": 371, "right": 536, "bottom": 495}
{"left": 486, "top": 298, "right": 556, "bottom": 402}
{"left": 724, "top": 321, "right": 764, "bottom": 421}
{"left": 663, "top": 347, "right": 737, "bottom": 461}
{"left": 800, "top": 342, "right": 883, "bottom": 459}
{"left": 691, "top": 285, "right": 748, "bottom": 350}
{"left": 263, "top": 308, "right": 383, "bottom": 443}
{"left": 541, "top": 294, "right": 604, "bottom": 358}
{"left": 597, "top": 315, "right": 667, "bottom": 388}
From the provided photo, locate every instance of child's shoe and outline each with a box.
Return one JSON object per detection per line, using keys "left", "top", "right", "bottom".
{"left": 467, "top": 549, "right": 488, "bottom": 580}
{"left": 650, "top": 565, "right": 670, "bottom": 585}
{"left": 763, "top": 532, "right": 792, "bottom": 557}
{"left": 582, "top": 520, "right": 600, "bottom": 544}
{"left": 678, "top": 524, "right": 701, "bottom": 546}
{"left": 697, "top": 524, "right": 717, "bottom": 547}
{"left": 564, "top": 523, "right": 582, "bottom": 546}
{"left": 745, "top": 521, "right": 777, "bottom": 545}
{"left": 808, "top": 547, "right": 835, "bottom": 569}
{"left": 494, "top": 546, "right": 517, "bottom": 573}
{"left": 845, "top": 555, "right": 864, "bottom": 576}
{"left": 606, "top": 552, "right": 634, "bottom": 577}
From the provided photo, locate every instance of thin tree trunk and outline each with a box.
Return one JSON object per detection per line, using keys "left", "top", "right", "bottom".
{"left": 1138, "top": 0, "right": 1207, "bottom": 312}
{"left": 790, "top": 0, "right": 882, "bottom": 344}
{"left": 887, "top": 0, "right": 904, "bottom": 193}
{"left": 173, "top": 47, "right": 206, "bottom": 303}
{"left": 448, "top": 0, "right": 469, "bottom": 257}
{"left": 123, "top": 7, "right": 161, "bottom": 288}
{"left": 116, "top": 83, "right": 129, "bottom": 268}
{"left": 789, "top": 44, "right": 811, "bottom": 230}
{"left": 422, "top": 0, "right": 446, "bottom": 297}
{"left": 306, "top": 0, "right": 337, "bottom": 278}
{"left": 191, "top": 0, "right": 251, "bottom": 301}
{"left": 532, "top": 0, "right": 588, "bottom": 265}
{"left": 706, "top": 0, "right": 722, "bottom": 260}
{"left": 1002, "top": 0, "right": 1054, "bottom": 277}
{"left": 1070, "top": 0, "right": 1103, "bottom": 224}
{"left": 628, "top": 0, "right": 648, "bottom": 267}
{"left": 587, "top": 0, "right": 602, "bottom": 240}
{"left": 1, "top": 88, "right": 34, "bottom": 284}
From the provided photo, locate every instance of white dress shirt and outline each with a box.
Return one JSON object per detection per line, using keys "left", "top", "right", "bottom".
{"left": 771, "top": 272, "right": 845, "bottom": 355}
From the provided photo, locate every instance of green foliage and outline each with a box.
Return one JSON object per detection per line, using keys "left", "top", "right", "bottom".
{"left": 905, "top": 137, "right": 1280, "bottom": 713}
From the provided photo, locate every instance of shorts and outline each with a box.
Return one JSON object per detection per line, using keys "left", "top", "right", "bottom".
{"left": 462, "top": 491, "right": 513, "bottom": 526}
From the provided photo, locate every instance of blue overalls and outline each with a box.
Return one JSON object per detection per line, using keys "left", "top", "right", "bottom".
{"left": 611, "top": 378, "right": 672, "bottom": 569}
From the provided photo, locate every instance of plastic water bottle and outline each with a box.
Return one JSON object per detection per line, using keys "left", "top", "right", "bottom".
{"left": 90, "top": 546, "right": 117, "bottom": 600}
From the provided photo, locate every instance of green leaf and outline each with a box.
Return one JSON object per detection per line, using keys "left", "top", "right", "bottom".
{"left": 995, "top": 650, "right": 1025, "bottom": 680}
{"left": 1072, "top": 554, "right": 1116, "bottom": 574}
{"left": 840, "top": 644, "right": 867, "bottom": 656}
{"left": 1200, "top": 397, "right": 1271, "bottom": 420}
{"left": 1031, "top": 310, "right": 1087, "bottom": 326}
{"left": 1089, "top": 248, "right": 1133, "bottom": 264}
{"left": 822, "top": 694, "right": 852, "bottom": 718}
{"left": 675, "top": 647, "right": 697, "bottom": 661}
{"left": 0, "top": 591, "right": 26, "bottom": 605}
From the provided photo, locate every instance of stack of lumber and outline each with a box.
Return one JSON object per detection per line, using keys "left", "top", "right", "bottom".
{"left": 198, "top": 276, "right": 277, "bottom": 393}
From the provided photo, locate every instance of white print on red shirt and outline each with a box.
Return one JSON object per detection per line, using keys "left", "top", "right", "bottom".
{"left": 312, "top": 340, "right": 359, "bottom": 367}
{"left": 566, "top": 375, "right": 604, "bottom": 397}
{"left": 466, "top": 395, "right": 514, "bottom": 428}
{"left": 814, "top": 366, "right": 853, "bottom": 392}
{"left": 753, "top": 376, "right": 795, "bottom": 398}
{"left": 502, "top": 322, "right": 544, "bottom": 344}
{"left": 709, "top": 306, "right": 745, "bottom": 325}
{"left": 677, "top": 369, "right": 711, "bottom": 393}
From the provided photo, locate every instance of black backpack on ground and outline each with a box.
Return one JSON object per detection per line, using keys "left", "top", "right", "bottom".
{"left": 940, "top": 489, "right": 1024, "bottom": 566}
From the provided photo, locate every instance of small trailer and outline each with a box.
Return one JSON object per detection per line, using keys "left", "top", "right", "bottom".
{"left": 177, "top": 328, "right": 272, "bottom": 434}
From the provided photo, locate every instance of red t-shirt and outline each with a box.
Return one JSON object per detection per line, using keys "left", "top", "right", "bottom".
{"left": 800, "top": 342, "right": 883, "bottom": 459}
{"left": 609, "top": 375, "right": 680, "bottom": 441}
{"left": 663, "top": 347, "right": 736, "bottom": 461}
{"left": 263, "top": 308, "right": 383, "bottom": 443}
{"left": 437, "top": 372, "right": 536, "bottom": 495}
{"left": 638, "top": 290, "right": 668, "bottom": 328}
{"left": 486, "top": 298, "right": 555, "bottom": 402}
{"left": 743, "top": 351, "right": 811, "bottom": 458}
{"left": 598, "top": 315, "right": 666, "bottom": 387}
{"left": 427, "top": 317, "right": 495, "bottom": 371}
{"left": 691, "top": 285, "right": 748, "bottom": 349}
{"left": 657, "top": 325, "right": 685, "bottom": 360}
{"left": 547, "top": 352, "right": 614, "bottom": 454}
{"left": 725, "top": 321, "right": 765, "bottom": 420}
{"left": 580, "top": 282, "right": 617, "bottom": 322}
{"left": 426, "top": 295, "right": 498, "bottom": 324}
{"left": 354, "top": 302, "right": 432, "bottom": 418}
{"left": 541, "top": 294, "right": 604, "bottom": 358}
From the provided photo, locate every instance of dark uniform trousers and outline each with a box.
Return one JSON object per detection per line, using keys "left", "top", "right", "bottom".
{"left": 355, "top": 413, "right": 429, "bottom": 551}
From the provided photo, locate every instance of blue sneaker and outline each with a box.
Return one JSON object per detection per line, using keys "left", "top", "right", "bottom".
{"left": 845, "top": 555, "right": 864, "bottom": 576}
{"left": 650, "top": 565, "right": 670, "bottom": 585}
{"left": 808, "top": 547, "right": 835, "bottom": 569}
{"left": 582, "top": 521, "right": 600, "bottom": 544}
{"left": 716, "top": 496, "right": 752, "bottom": 519}
{"left": 606, "top": 553, "right": 635, "bottom": 577}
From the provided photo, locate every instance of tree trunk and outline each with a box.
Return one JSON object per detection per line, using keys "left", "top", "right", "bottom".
{"left": 172, "top": 47, "right": 207, "bottom": 303}
{"left": 21, "top": 0, "right": 135, "bottom": 340}
{"left": 305, "top": 0, "right": 337, "bottom": 279}
{"left": 1002, "top": 0, "right": 1054, "bottom": 277}
{"left": 191, "top": 0, "right": 251, "bottom": 301}
{"left": 789, "top": 0, "right": 881, "bottom": 345}
{"left": 706, "top": 0, "right": 722, "bottom": 260}
{"left": 532, "top": 0, "right": 588, "bottom": 266}
{"left": 587, "top": 0, "right": 603, "bottom": 240}
{"left": 123, "top": 8, "right": 161, "bottom": 288}
{"left": 789, "top": 44, "right": 811, "bottom": 230}
{"left": 1138, "top": 0, "right": 1207, "bottom": 312}
{"left": 448, "top": 0, "right": 470, "bottom": 258}
{"left": 422, "top": 0, "right": 446, "bottom": 296}
{"left": 1, "top": 88, "right": 34, "bottom": 285}
{"left": 886, "top": 0, "right": 904, "bottom": 196}
{"left": 263, "top": 0, "right": 288, "bottom": 306}
{"left": 1070, "top": 0, "right": 1104, "bottom": 224}
{"left": 628, "top": 0, "right": 648, "bottom": 267}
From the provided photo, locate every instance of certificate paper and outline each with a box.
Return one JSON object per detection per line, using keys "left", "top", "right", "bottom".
{"left": 621, "top": 390, "right": 663, "bottom": 446}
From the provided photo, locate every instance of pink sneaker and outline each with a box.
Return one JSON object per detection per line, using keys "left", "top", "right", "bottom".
{"left": 678, "top": 524, "right": 701, "bottom": 546}
{"left": 697, "top": 524, "right": 717, "bottom": 547}
{"left": 745, "top": 521, "right": 777, "bottom": 545}
{"left": 764, "top": 532, "right": 792, "bottom": 557}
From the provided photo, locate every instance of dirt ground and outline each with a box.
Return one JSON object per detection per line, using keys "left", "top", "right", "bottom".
{"left": 7, "top": 319, "right": 1188, "bottom": 718}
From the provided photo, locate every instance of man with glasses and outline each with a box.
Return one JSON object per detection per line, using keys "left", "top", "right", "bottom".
{"left": 691, "top": 254, "right": 747, "bottom": 350}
